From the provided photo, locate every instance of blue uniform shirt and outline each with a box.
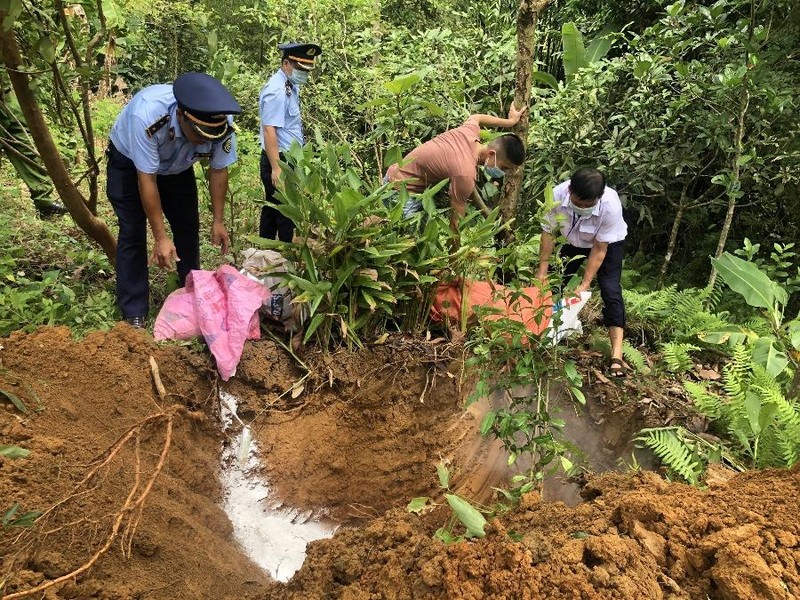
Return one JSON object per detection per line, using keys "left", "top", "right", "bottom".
{"left": 258, "top": 69, "right": 303, "bottom": 151}
{"left": 110, "top": 84, "right": 237, "bottom": 175}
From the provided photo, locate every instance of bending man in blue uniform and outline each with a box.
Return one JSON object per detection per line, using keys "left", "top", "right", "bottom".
{"left": 258, "top": 42, "right": 322, "bottom": 241}
{"left": 106, "top": 72, "right": 241, "bottom": 328}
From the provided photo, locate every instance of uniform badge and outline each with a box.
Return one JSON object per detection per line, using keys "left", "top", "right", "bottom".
{"left": 145, "top": 114, "right": 170, "bottom": 138}
{"left": 223, "top": 137, "right": 232, "bottom": 153}
{"left": 285, "top": 81, "right": 293, "bottom": 97}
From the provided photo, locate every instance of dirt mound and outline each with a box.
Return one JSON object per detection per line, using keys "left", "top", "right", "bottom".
{"left": 3, "top": 327, "right": 798, "bottom": 600}
{"left": 0, "top": 326, "right": 268, "bottom": 599}
{"left": 269, "top": 467, "right": 800, "bottom": 599}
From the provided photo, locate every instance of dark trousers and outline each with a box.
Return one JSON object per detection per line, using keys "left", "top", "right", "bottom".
{"left": 106, "top": 142, "right": 199, "bottom": 318}
{"left": 259, "top": 151, "right": 294, "bottom": 241}
{"left": 0, "top": 98, "right": 54, "bottom": 205}
{"left": 560, "top": 241, "right": 626, "bottom": 328}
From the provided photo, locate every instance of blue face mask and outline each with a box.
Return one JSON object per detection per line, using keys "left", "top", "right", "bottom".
{"left": 483, "top": 153, "right": 505, "bottom": 179}
{"left": 568, "top": 201, "right": 595, "bottom": 217}
{"left": 288, "top": 68, "right": 310, "bottom": 86}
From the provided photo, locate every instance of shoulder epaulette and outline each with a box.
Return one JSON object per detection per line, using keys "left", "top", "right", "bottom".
{"left": 145, "top": 114, "right": 170, "bottom": 138}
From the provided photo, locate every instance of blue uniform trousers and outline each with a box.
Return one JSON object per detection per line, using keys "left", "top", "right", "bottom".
{"left": 106, "top": 142, "right": 200, "bottom": 318}
{"left": 259, "top": 151, "right": 294, "bottom": 242}
{"left": 560, "top": 241, "right": 626, "bottom": 328}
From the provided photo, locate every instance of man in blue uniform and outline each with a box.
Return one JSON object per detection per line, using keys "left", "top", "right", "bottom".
{"left": 106, "top": 72, "right": 241, "bottom": 328}
{"left": 258, "top": 42, "right": 322, "bottom": 241}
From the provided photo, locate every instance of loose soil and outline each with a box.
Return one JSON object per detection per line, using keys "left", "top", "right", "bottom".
{"left": 2, "top": 326, "right": 798, "bottom": 599}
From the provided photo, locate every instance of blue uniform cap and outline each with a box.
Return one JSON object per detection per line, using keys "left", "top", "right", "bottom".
{"left": 173, "top": 72, "right": 242, "bottom": 140}
{"left": 278, "top": 42, "right": 322, "bottom": 71}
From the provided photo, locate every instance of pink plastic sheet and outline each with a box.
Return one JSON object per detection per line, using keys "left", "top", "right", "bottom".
{"left": 154, "top": 265, "right": 269, "bottom": 380}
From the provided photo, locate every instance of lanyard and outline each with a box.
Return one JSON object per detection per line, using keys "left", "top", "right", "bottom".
{"left": 568, "top": 212, "right": 581, "bottom": 237}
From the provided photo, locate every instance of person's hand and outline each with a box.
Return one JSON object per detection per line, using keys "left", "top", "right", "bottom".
{"left": 572, "top": 281, "right": 591, "bottom": 298}
{"left": 271, "top": 165, "right": 283, "bottom": 189}
{"left": 150, "top": 237, "right": 179, "bottom": 269}
{"left": 211, "top": 220, "right": 230, "bottom": 255}
{"left": 508, "top": 102, "right": 526, "bottom": 124}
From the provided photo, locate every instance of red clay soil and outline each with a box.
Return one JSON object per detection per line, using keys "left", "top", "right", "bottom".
{"left": 268, "top": 467, "right": 800, "bottom": 599}
{"left": 2, "top": 327, "right": 799, "bottom": 600}
{"left": 0, "top": 326, "right": 268, "bottom": 599}
{"left": 224, "top": 337, "right": 496, "bottom": 522}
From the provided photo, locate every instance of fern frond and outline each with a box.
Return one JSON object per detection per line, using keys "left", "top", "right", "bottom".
{"left": 635, "top": 427, "right": 705, "bottom": 484}
{"left": 753, "top": 384, "right": 800, "bottom": 467}
{"left": 661, "top": 342, "right": 700, "bottom": 373}
{"left": 623, "top": 341, "right": 647, "bottom": 373}
{"left": 723, "top": 344, "right": 752, "bottom": 404}
{"left": 685, "top": 381, "right": 722, "bottom": 419}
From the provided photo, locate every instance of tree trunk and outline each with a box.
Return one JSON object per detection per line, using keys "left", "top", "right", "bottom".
{"left": 658, "top": 202, "right": 685, "bottom": 288}
{"left": 658, "top": 180, "right": 690, "bottom": 288}
{"left": 498, "top": 0, "right": 553, "bottom": 234}
{"left": 707, "top": 2, "right": 755, "bottom": 290}
{"left": 0, "top": 16, "right": 117, "bottom": 265}
{"left": 707, "top": 84, "right": 749, "bottom": 291}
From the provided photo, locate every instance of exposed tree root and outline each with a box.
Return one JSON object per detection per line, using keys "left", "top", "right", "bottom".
{"left": 1, "top": 404, "right": 192, "bottom": 600}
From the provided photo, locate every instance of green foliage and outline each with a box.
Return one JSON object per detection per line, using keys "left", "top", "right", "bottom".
{"left": 251, "top": 137, "right": 497, "bottom": 348}
{"left": 660, "top": 342, "right": 700, "bottom": 374}
{"left": 0, "top": 205, "right": 117, "bottom": 337}
{"left": 622, "top": 340, "right": 648, "bottom": 373}
{"left": 635, "top": 427, "right": 705, "bottom": 484}
{"left": 521, "top": 0, "right": 800, "bottom": 288}
{"left": 467, "top": 277, "right": 580, "bottom": 498}
{"left": 0, "top": 445, "right": 29, "bottom": 459}
{"left": 2, "top": 503, "right": 41, "bottom": 529}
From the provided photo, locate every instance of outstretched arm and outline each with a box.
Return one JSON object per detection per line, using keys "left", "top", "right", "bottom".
{"left": 468, "top": 102, "right": 526, "bottom": 129}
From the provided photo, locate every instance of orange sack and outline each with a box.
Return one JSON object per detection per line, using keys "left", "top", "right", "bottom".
{"left": 430, "top": 280, "right": 553, "bottom": 335}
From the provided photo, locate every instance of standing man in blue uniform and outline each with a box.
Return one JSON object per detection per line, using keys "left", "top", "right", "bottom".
{"left": 258, "top": 42, "right": 322, "bottom": 241}
{"left": 106, "top": 72, "right": 241, "bottom": 328}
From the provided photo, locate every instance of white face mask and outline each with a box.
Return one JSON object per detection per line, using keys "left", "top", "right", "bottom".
{"left": 288, "top": 68, "right": 309, "bottom": 85}
{"left": 568, "top": 201, "right": 595, "bottom": 217}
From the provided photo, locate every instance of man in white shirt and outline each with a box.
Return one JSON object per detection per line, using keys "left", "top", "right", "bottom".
{"left": 537, "top": 167, "right": 628, "bottom": 378}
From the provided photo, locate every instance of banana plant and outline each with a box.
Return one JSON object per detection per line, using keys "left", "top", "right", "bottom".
{"left": 532, "top": 22, "right": 616, "bottom": 89}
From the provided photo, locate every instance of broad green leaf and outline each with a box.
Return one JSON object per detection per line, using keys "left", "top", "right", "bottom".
{"left": 634, "top": 60, "right": 652, "bottom": 78}
{"left": 303, "top": 313, "right": 326, "bottom": 343}
{"left": 585, "top": 32, "right": 614, "bottom": 63}
{"left": 479, "top": 411, "right": 496, "bottom": 436}
{"left": 383, "top": 72, "right": 422, "bottom": 95}
{"left": 563, "top": 360, "right": 581, "bottom": 385}
{"left": 406, "top": 497, "right": 430, "bottom": 514}
{"left": 434, "top": 527, "right": 461, "bottom": 544}
{"left": 36, "top": 37, "right": 55, "bottom": 63}
{"left": 788, "top": 320, "right": 800, "bottom": 351}
{"left": 0, "top": 445, "right": 30, "bottom": 459}
{"left": 1, "top": 0, "right": 23, "bottom": 31}
{"left": 531, "top": 71, "right": 558, "bottom": 89}
{"left": 570, "top": 387, "right": 586, "bottom": 405}
{"left": 751, "top": 337, "right": 789, "bottom": 377}
{"left": 561, "top": 22, "right": 587, "bottom": 80}
{"left": 436, "top": 460, "right": 450, "bottom": 489}
{"left": 0, "top": 388, "right": 27, "bottom": 413}
{"left": 445, "top": 494, "right": 486, "bottom": 538}
{"left": 560, "top": 456, "right": 574, "bottom": 472}
{"left": 744, "top": 391, "right": 762, "bottom": 437}
{"left": 699, "top": 328, "right": 754, "bottom": 346}
{"left": 712, "top": 252, "right": 787, "bottom": 309}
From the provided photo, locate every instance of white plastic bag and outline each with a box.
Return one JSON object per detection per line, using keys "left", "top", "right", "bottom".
{"left": 549, "top": 291, "right": 591, "bottom": 344}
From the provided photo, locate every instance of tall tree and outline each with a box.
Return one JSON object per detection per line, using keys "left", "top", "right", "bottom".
{"left": 1, "top": 8, "right": 116, "bottom": 264}
{"left": 498, "top": 0, "right": 552, "bottom": 231}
